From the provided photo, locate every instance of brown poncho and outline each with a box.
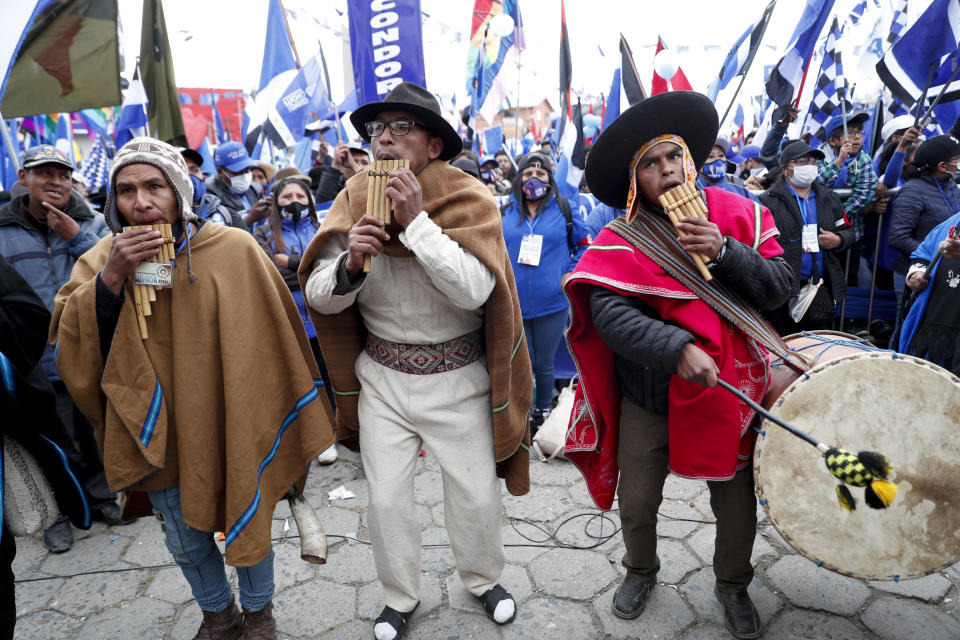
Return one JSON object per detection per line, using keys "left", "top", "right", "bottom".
{"left": 51, "top": 223, "right": 335, "bottom": 566}
{"left": 297, "top": 159, "right": 532, "bottom": 496}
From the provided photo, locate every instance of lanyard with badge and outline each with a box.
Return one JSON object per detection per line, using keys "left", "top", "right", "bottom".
{"left": 518, "top": 214, "right": 544, "bottom": 266}
{"left": 793, "top": 192, "right": 820, "bottom": 255}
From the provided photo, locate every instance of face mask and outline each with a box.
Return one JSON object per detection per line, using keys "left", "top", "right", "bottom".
{"left": 704, "top": 159, "right": 726, "bottom": 179}
{"left": 189, "top": 174, "right": 206, "bottom": 203}
{"left": 281, "top": 201, "right": 305, "bottom": 222}
{"left": 481, "top": 169, "right": 496, "bottom": 184}
{"left": 228, "top": 171, "right": 252, "bottom": 194}
{"left": 522, "top": 177, "right": 549, "bottom": 201}
{"left": 749, "top": 167, "right": 764, "bottom": 177}
{"left": 790, "top": 164, "right": 819, "bottom": 187}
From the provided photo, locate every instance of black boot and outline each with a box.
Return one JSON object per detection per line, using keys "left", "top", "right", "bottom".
{"left": 529, "top": 408, "right": 547, "bottom": 438}
{"left": 715, "top": 586, "right": 762, "bottom": 639}
{"left": 42, "top": 515, "right": 73, "bottom": 553}
{"left": 611, "top": 574, "right": 654, "bottom": 619}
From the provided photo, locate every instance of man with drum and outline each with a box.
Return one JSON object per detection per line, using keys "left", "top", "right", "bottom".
{"left": 298, "top": 82, "right": 531, "bottom": 640}
{"left": 562, "top": 91, "right": 795, "bottom": 639}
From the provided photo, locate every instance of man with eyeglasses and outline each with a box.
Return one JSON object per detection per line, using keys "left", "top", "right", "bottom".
{"left": 816, "top": 112, "right": 878, "bottom": 243}
{"left": 761, "top": 141, "right": 854, "bottom": 333}
{"left": 298, "top": 82, "right": 531, "bottom": 640}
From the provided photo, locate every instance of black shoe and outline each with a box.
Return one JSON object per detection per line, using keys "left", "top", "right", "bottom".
{"left": 611, "top": 574, "right": 654, "bottom": 619}
{"left": 42, "top": 515, "right": 73, "bottom": 553}
{"left": 715, "top": 586, "right": 762, "bottom": 639}
{"left": 93, "top": 501, "right": 133, "bottom": 526}
{"left": 477, "top": 584, "right": 516, "bottom": 625}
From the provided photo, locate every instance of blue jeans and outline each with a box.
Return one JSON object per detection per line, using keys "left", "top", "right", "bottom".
{"left": 148, "top": 485, "right": 274, "bottom": 612}
{"left": 523, "top": 309, "right": 568, "bottom": 410}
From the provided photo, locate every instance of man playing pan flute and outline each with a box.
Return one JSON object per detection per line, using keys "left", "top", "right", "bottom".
{"left": 562, "top": 92, "right": 795, "bottom": 639}
{"left": 298, "top": 82, "right": 531, "bottom": 640}
{"left": 50, "top": 138, "right": 334, "bottom": 640}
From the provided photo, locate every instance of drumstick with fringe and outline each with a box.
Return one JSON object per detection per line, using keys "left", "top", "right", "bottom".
{"left": 716, "top": 378, "right": 897, "bottom": 511}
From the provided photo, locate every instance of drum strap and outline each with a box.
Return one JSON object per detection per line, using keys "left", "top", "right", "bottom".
{"left": 610, "top": 213, "right": 813, "bottom": 372}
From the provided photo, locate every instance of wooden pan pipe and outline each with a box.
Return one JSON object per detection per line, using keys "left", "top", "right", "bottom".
{"left": 657, "top": 182, "right": 714, "bottom": 282}
{"left": 123, "top": 224, "right": 175, "bottom": 340}
{"left": 363, "top": 159, "right": 410, "bottom": 273}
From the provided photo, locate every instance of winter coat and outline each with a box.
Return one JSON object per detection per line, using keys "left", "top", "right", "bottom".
{"left": 195, "top": 192, "right": 243, "bottom": 228}
{"left": 888, "top": 175, "right": 960, "bottom": 274}
{"left": 0, "top": 193, "right": 110, "bottom": 380}
{"left": 760, "top": 178, "right": 854, "bottom": 306}
{"left": 254, "top": 215, "right": 320, "bottom": 338}
{"left": 205, "top": 176, "right": 263, "bottom": 223}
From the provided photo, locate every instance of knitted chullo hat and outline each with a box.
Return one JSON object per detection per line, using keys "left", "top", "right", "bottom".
{"left": 104, "top": 137, "right": 200, "bottom": 281}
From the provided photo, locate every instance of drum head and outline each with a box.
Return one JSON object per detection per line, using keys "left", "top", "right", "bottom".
{"left": 755, "top": 351, "right": 960, "bottom": 580}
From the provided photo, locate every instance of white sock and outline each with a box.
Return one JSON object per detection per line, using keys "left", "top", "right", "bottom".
{"left": 492, "top": 598, "right": 515, "bottom": 623}
{"left": 374, "top": 621, "right": 397, "bottom": 640}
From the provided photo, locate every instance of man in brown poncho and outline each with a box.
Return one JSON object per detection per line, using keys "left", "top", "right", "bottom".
{"left": 298, "top": 82, "right": 531, "bottom": 640}
{"left": 51, "top": 138, "right": 334, "bottom": 640}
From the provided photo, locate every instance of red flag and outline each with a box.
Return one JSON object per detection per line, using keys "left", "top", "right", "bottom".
{"left": 651, "top": 37, "right": 693, "bottom": 95}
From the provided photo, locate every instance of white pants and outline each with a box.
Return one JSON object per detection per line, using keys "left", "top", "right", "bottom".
{"left": 357, "top": 351, "right": 505, "bottom": 612}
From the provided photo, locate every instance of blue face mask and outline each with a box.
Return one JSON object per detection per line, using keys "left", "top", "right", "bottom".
{"left": 189, "top": 174, "right": 206, "bottom": 203}
{"left": 522, "top": 177, "right": 550, "bottom": 201}
{"left": 704, "top": 159, "right": 726, "bottom": 179}
{"left": 481, "top": 169, "right": 496, "bottom": 184}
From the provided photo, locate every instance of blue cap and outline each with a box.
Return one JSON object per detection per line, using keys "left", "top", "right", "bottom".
{"left": 740, "top": 144, "right": 761, "bottom": 159}
{"left": 822, "top": 111, "right": 869, "bottom": 140}
{"left": 726, "top": 151, "right": 745, "bottom": 164}
{"left": 479, "top": 154, "right": 497, "bottom": 168}
{"left": 214, "top": 141, "right": 257, "bottom": 172}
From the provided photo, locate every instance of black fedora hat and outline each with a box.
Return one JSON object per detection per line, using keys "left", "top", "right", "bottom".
{"left": 586, "top": 91, "right": 719, "bottom": 208}
{"left": 350, "top": 82, "right": 463, "bottom": 161}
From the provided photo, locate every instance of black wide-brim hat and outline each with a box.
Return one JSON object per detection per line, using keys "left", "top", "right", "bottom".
{"left": 350, "top": 82, "right": 463, "bottom": 161}
{"left": 586, "top": 91, "right": 719, "bottom": 208}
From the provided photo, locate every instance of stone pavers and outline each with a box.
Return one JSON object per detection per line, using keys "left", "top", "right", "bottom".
{"left": 11, "top": 448, "right": 958, "bottom": 638}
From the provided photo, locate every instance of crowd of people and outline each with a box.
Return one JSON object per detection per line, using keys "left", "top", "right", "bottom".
{"left": 2, "top": 78, "right": 959, "bottom": 640}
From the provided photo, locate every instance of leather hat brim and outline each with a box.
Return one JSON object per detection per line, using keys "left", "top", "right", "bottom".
{"left": 350, "top": 101, "right": 463, "bottom": 161}
{"left": 586, "top": 91, "right": 719, "bottom": 209}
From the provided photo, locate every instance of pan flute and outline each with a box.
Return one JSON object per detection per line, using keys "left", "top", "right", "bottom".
{"left": 363, "top": 159, "right": 410, "bottom": 273}
{"left": 657, "top": 182, "right": 714, "bottom": 281}
{"left": 124, "top": 224, "right": 175, "bottom": 340}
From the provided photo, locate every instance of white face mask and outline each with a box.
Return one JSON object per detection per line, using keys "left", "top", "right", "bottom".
{"left": 789, "top": 164, "right": 819, "bottom": 187}
{"left": 228, "top": 171, "right": 253, "bottom": 194}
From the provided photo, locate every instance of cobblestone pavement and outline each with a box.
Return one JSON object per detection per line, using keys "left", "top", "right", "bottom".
{"left": 13, "top": 449, "right": 960, "bottom": 639}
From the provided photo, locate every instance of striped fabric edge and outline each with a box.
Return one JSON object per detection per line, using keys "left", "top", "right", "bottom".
{"left": 585, "top": 244, "right": 635, "bottom": 253}
{"left": 492, "top": 399, "right": 510, "bottom": 414}
{"left": 39, "top": 434, "right": 92, "bottom": 528}
{"left": 224, "top": 384, "right": 320, "bottom": 549}
{"left": 139, "top": 380, "right": 163, "bottom": 448}
{"left": 0, "top": 352, "right": 15, "bottom": 399}
{"left": 570, "top": 273, "right": 700, "bottom": 300}
{"left": 510, "top": 332, "right": 524, "bottom": 363}
{"left": 752, "top": 202, "right": 762, "bottom": 250}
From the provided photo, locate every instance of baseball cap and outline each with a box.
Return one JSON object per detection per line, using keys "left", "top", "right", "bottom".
{"left": 779, "top": 140, "right": 826, "bottom": 166}
{"left": 23, "top": 145, "right": 73, "bottom": 171}
{"left": 180, "top": 148, "right": 205, "bottom": 169}
{"left": 823, "top": 111, "right": 869, "bottom": 140}
{"left": 214, "top": 141, "right": 257, "bottom": 172}
{"left": 914, "top": 135, "right": 960, "bottom": 172}
{"left": 881, "top": 115, "right": 915, "bottom": 142}
{"left": 479, "top": 154, "right": 497, "bottom": 168}
{"left": 740, "top": 145, "right": 761, "bottom": 160}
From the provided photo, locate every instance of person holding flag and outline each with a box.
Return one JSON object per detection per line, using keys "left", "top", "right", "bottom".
{"left": 563, "top": 92, "right": 795, "bottom": 639}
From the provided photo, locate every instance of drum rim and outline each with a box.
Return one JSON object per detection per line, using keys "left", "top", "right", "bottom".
{"left": 754, "top": 350, "right": 960, "bottom": 581}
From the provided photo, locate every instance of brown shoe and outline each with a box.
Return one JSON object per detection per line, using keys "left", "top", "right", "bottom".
{"left": 193, "top": 597, "right": 242, "bottom": 640}
{"left": 241, "top": 601, "right": 277, "bottom": 640}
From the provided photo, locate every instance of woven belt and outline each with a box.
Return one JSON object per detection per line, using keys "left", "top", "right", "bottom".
{"left": 365, "top": 330, "right": 483, "bottom": 375}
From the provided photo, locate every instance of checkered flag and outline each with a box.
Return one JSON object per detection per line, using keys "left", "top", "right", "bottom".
{"left": 886, "top": 0, "right": 908, "bottom": 44}
{"left": 80, "top": 133, "right": 112, "bottom": 194}
{"left": 886, "top": 96, "right": 942, "bottom": 137}
{"left": 803, "top": 18, "right": 850, "bottom": 142}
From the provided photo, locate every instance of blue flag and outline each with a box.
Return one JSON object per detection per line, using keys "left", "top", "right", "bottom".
{"left": 348, "top": 0, "right": 426, "bottom": 105}
{"left": 198, "top": 137, "right": 215, "bottom": 175}
{"left": 259, "top": 0, "right": 298, "bottom": 92}
{"left": 264, "top": 54, "right": 332, "bottom": 149}
{"left": 876, "top": 0, "right": 960, "bottom": 107}
{"left": 601, "top": 68, "right": 621, "bottom": 133}
{"left": 0, "top": 119, "right": 21, "bottom": 190}
{"left": 114, "top": 69, "right": 149, "bottom": 148}
{"left": 481, "top": 124, "right": 504, "bottom": 155}
{"left": 765, "top": 0, "right": 837, "bottom": 107}
{"left": 80, "top": 133, "right": 111, "bottom": 193}
{"left": 707, "top": 0, "right": 776, "bottom": 102}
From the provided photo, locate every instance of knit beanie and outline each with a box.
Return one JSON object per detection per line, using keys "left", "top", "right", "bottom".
{"left": 104, "top": 137, "right": 200, "bottom": 281}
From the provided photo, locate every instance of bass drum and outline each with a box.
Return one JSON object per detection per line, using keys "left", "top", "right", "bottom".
{"left": 755, "top": 331, "right": 960, "bottom": 580}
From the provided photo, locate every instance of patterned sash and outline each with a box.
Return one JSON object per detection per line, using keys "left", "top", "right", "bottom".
{"left": 609, "top": 209, "right": 813, "bottom": 372}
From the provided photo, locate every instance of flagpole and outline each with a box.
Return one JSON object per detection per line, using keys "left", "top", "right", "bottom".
{"left": 913, "top": 62, "right": 937, "bottom": 128}
{"left": 136, "top": 59, "right": 152, "bottom": 138}
{"left": 0, "top": 111, "right": 20, "bottom": 172}
{"left": 514, "top": 49, "right": 521, "bottom": 153}
{"left": 720, "top": 71, "right": 752, "bottom": 128}
{"left": 918, "top": 63, "right": 960, "bottom": 130}
{"left": 317, "top": 40, "right": 341, "bottom": 144}
{"left": 278, "top": 0, "right": 301, "bottom": 68}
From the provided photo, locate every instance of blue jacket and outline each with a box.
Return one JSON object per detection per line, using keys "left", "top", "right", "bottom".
{"left": 697, "top": 174, "right": 760, "bottom": 203}
{"left": 0, "top": 193, "right": 110, "bottom": 380}
{"left": 502, "top": 194, "right": 589, "bottom": 319}
{"left": 253, "top": 214, "right": 319, "bottom": 338}
{"left": 888, "top": 175, "right": 960, "bottom": 274}
{"left": 586, "top": 203, "right": 624, "bottom": 237}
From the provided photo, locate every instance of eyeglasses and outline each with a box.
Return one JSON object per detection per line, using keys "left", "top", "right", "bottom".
{"left": 365, "top": 119, "right": 424, "bottom": 137}
{"left": 845, "top": 129, "right": 864, "bottom": 139}
{"left": 790, "top": 157, "right": 818, "bottom": 166}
